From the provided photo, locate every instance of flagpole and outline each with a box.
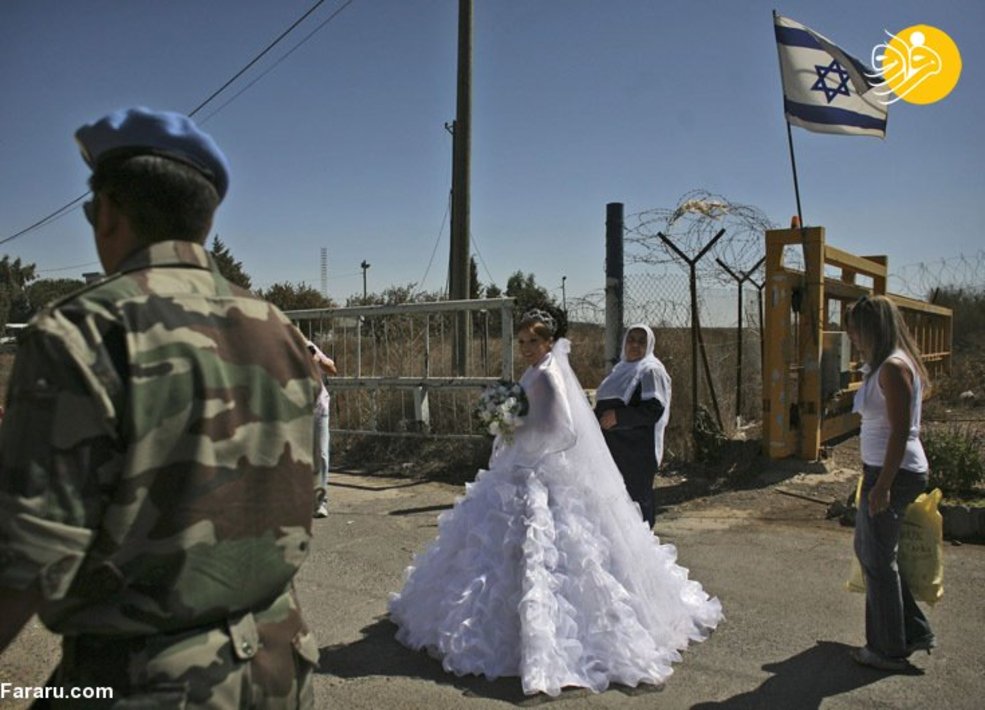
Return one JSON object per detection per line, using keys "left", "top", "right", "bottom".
{"left": 774, "top": 10, "right": 805, "bottom": 229}
{"left": 774, "top": 10, "right": 817, "bottom": 357}
{"left": 785, "top": 120, "right": 805, "bottom": 229}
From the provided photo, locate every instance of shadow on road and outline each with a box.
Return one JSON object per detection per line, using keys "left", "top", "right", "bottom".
{"left": 389, "top": 504, "right": 455, "bottom": 517}
{"left": 317, "top": 617, "right": 530, "bottom": 703}
{"left": 317, "top": 617, "right": 666, "bottom": 705}
{"left": 328, "top": 478, "right": 431, "bottom": 492}
{"left": 690, "top": 640, "right": 923, "bottom": 709}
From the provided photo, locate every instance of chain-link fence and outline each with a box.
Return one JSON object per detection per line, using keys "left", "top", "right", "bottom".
{"left": 287, "top": 187, "right": 981, "bottom": 464}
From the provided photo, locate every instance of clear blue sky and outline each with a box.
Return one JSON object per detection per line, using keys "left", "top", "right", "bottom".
{"left": 2, "top": 0, "right": 982, "bottom": 304}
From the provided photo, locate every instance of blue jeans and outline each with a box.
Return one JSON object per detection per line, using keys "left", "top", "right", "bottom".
{"left": 314, "top": 411, "right": 330, "bottom": 503}
{"left": 854, "top": 464, "right": 933, "bottom": 657}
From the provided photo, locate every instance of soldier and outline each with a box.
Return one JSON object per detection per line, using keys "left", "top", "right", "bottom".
{"left": 0, "top": 108, "right": 320, "bottom": 707}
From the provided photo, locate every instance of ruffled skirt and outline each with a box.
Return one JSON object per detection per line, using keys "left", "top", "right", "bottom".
{"left": 388, "top": 454, "right": 723, "bottom": 696}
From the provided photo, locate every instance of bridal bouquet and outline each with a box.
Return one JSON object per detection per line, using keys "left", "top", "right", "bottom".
{"left": 474, "top": 379, "right": 529, "bottom": 443}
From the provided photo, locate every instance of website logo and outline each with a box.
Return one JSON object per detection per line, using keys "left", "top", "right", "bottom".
{"left": 867, "top": 24, "right": 961, "bottom": 105}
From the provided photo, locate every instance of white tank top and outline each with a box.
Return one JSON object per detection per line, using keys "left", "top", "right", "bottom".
{"left": 853, "top": 349, "right": 928, "bottom": 472}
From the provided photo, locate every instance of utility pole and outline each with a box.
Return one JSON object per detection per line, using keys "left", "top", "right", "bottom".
{"left": 561, "top": 275, "right": 567, "bottom": 311}
{"left": 360, "top": 260, "right": 370, "bottom": 300}
{"left": 448, "top": 0, "right": 472, "bottom": 375}
{"left": 604, "top": 203, "right": 624, "bottom": 372}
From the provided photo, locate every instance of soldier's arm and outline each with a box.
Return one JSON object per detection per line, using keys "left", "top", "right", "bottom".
{"left": 0, "top": 582, "right": 40, "bottom": 654}
{"left": 0, "top": 325, "right": 120, "bottom": 636}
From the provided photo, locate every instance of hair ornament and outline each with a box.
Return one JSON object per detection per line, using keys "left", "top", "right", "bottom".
{"left": 520, "top": 308, "right": 557, "bottom": 335}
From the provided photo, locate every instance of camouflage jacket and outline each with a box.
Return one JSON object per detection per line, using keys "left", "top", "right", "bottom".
{"left": 0, "top": 241, "right": 318, "bottom": 636}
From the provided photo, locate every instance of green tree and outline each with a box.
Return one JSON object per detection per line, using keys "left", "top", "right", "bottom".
{"left": 261, "top": 282, "right": 333, "bottom": 312}
{"left": 24, "top": 278, "right": 86, "bottom": 315}
{"left": 505, "top": 271, "right": 556, "bottom": 314}
{"left": 485, "top": 283, "right": 503, "bottom": 299}
{"left": 0, "top": 256, "right": 38, "bottom": 324}
{"left": 505, "top": 271, "right": 566, "bottom": 336}
{"left": 0, "top": 256, "right": 36, "bottom": 289}
{"left": 469, "top": 256, "right": 484, "bottom": 300}
{"left": 210, "top": 235, "right": 252, "bottom": 290}
{"left": 344, "top": 283, "right": 445, "bottom": 307}
{"left": 930, "top": 286, "right": 985, "bottom": 349}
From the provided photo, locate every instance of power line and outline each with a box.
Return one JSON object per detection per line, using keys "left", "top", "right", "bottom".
{"left": 2, "top": 0, "right": 354, "bottom": 247}
{"left": 0, "top": 193, "right": 89, "bottom": 247}
{"left": 197, "top": 0, "right": 356, "bottom": 125}
{"left": 470, "top": 229, "right": 497, "bottom": 286}
{"left": 418, "top": 190, "right": 451, "bottom": 293}
{"left": 38, "top": 260, "right": 101, "bottom": 274}
{"left": 186, "top": 0, "right": 331, "bottom": 118}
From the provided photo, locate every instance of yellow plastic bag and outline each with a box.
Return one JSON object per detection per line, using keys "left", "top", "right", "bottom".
{"left": 845, "top": 476, "right": 866, "bottom": 595}
{"left": 845, "top": 479, "right": 945, "bottom": 605}
{"left": 899, "top": 488, "right": 945, "bottom": 604}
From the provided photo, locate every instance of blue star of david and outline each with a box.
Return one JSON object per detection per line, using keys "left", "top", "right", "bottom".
{"left": 811, "top": 59, "right": 851, "bottom": 103}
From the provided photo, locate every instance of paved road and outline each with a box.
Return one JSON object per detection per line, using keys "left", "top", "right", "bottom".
{"left": 304, "top": 466, "right": 984, "bottom": 710}
{"left": 2, "top": 464, "right": 983, "bottom": 709}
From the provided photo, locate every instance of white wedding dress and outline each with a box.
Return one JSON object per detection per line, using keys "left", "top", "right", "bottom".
{"left": 388, "top": 339, "right": 723, "bottom": 696}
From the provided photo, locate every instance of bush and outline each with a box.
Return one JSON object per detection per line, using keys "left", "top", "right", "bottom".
{"left": 923, "top": 423, "right": 985, "bottom": 495}
{"left": 931, "top": 286, "right": 985, "bottom": 349}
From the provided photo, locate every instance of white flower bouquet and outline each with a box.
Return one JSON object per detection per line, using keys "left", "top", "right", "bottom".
{"left": 474, "top": 379, "right": 529, "bottom": 443}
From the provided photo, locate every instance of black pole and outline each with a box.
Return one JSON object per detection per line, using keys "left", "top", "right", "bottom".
{"left": 736, "top": 278, "right": 743, "bottom": 419}
{"left": 717, "top": 255, "right": 765, "bottom": 425}
{"left": 605, "top": 203, "right": 624, "bottom": 371}
{"left": 449, "top": 0, "right": 472, "bottom": 374}
{"left": 694, "top": 301, "right": 725, "bottom": 432}
{"left": 785, "top": 123, "right": 805, "bottom": 230}
{"left": 688, "top": 261, "right": 700, "bottom": 434}
{"left": 750, "top": 276, "right": 765, "bottom": 405}
{"left": 658, "top": 228, "right": 726, "bottom": 441}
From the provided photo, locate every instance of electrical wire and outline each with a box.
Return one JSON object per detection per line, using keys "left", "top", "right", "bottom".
{"left": 186, "top": 0, "right": 331, "bottom": 118}
{"left": 417, "top": 190, "right": 451, "bottom": 294}
{"left": 198, "top": 0, "right": 356, "bottom": 125}
{"left": 0, "top": 194, "right": 89, "bottom": 246}
{"left": 469, "top": 229, "right": 498, "bottom": 287}
{"left": 38, "top": 260, "right": 101, "bottom": 274}
{"left": 2, "top": 0, "right": 354, "bottom": 246}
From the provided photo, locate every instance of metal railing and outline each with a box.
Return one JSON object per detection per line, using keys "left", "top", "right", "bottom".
{"left": 287, "top": 298, "right": 516, "bottom": 437}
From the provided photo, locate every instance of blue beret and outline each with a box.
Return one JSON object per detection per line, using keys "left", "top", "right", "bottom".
{"left": 75, "top": 107, "right": 230, "bottom": 201}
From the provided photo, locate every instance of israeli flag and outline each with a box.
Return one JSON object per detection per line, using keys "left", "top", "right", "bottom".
{"left": 774, "top": 13, "right": 888, "bottom": 138}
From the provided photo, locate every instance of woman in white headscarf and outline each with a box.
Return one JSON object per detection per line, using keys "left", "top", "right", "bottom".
{"left": 595, "top": 324, "right": 671, "bottom": 528}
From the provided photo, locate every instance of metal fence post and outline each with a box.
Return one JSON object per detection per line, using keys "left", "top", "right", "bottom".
{"left": 605, "top": 202, "right": 625, "bottom": 372}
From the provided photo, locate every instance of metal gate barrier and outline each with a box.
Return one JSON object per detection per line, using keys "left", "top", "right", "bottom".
{"left": 763, "top": 226, "right": 952, "bottom": 460}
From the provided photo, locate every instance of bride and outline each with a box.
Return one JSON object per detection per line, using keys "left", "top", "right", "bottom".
{"left": 388, "top": 309, "right": 723, "bottom": 696}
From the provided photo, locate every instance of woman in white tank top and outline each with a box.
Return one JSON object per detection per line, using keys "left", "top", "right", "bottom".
{"left": 846, "top": 295, "right": 935, "bottom": 671}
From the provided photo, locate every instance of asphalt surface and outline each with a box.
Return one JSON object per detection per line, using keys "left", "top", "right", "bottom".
{"left": 2, "top": 461, "right": 983, "bottom": 709}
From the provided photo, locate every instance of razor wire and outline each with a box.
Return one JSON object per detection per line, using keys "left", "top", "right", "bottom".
{"left": 624, "top": 189, "right": 775, "bottom": 284}
{"left": 889, "top": 251, "right": 985, "bottom": 299}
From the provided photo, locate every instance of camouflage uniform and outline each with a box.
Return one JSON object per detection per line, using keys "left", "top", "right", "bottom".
{"left": 0, "top": 241, "right": 319, "bottom": 708}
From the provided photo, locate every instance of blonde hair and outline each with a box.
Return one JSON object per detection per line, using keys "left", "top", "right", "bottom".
{"left": 846, "top": 295, "right": 930, "bottom": 389}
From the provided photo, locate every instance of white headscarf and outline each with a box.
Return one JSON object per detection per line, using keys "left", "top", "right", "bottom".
{"left": 596, "top": 323, "right": 672, "bottom": 465}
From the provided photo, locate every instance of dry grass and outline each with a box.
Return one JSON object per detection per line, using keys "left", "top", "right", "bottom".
{"left": 4, "top": 317, "right": 977, "bottom": 487}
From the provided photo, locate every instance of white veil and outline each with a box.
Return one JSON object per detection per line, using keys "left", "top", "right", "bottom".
{"left": 595, "top": 324, "right": 672, "bottom": 465}
{"left": 496, "top": 338, "right": 637, "bottom": 506}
